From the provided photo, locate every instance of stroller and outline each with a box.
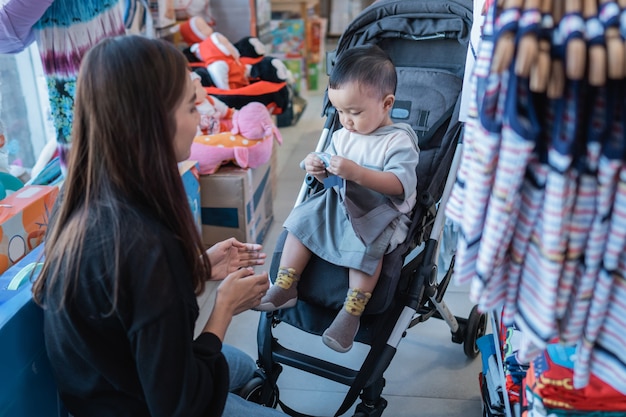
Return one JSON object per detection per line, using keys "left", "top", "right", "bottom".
{"left": 240, "top": 1, "right": 485, "bottom": 416}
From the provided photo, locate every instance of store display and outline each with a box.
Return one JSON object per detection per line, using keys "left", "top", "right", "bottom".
{"left": 453, "top": 0, "right": 626, "bottom": 415}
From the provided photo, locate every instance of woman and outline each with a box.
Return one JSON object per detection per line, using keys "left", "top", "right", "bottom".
{"left": 32, "top": 35, "right": 284, "bottom": 417}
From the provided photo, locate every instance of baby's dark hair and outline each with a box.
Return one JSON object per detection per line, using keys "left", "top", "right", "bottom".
{"left": 329, "top": 44, "right": 396, "bottom": 98}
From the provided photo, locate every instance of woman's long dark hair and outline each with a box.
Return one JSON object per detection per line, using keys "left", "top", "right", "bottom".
{"left": 32, "top": 35, "right": 211, "bottom": 308}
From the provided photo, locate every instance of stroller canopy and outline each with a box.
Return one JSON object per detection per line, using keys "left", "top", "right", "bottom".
{"left": 335, "top": 0, "right": 472, "bottom": 52}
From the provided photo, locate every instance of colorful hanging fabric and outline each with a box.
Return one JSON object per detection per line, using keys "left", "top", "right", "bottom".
{"left": 474, "top": 5, "right": 543, "bottom": 314}
{"left": 586, "top": 253, "right": 626, "bottom": 395}
{"left": 474, "top": 71, "right": 539, "bottom": 311}
{"left": 447, "top": 2, "right": 509, "bottom": 289}
{"left": 448, "top": 0, "right": 626, "bottom": 397}
{"left": 33, "top": 0, "right": 125, "bottom": 167}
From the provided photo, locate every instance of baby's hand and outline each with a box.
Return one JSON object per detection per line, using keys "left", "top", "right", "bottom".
{"left": 326, "top": 155, "right": 360, "bottom": 182}
{"left": 302, "top": 152, "right": 329, "bottom": 177}
{"left": 312, "top": 152, "right": 332, "bottom": 167}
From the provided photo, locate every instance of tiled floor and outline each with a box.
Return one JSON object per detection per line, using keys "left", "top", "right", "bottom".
{"left": 223, "top": 81, "right": 487, "bottom": 417}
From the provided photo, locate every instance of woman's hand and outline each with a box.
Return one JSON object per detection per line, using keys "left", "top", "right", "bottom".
{"left": 206, "top": 238, "right": 266, "bottom": 280}
{"left": 218, "top": 268, "right": 270, "bottom": 315}
{"left": 203, "top": 268, "right": 270, "bottom": 340}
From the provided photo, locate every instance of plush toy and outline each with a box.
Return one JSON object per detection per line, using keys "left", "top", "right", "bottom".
{"left": 190, "top": 32, "right": 249, "bottom": 90}
{"left": 181, "top": 17, "right": 294, "bottom": 89}
{"left": 181, "top": 16, "right": 247, "bottom": 89}
{"left": 179, "top": 15, "right": 213, "bottom": 45}
{"left": 231, "top": 102, "right": 282, "bottom": 142}
{"left": 248, "top": 56, "right": 292, "bottom": 84}
{"left": 233, "top": 36, "right": 266, "bottom": 61}
{"left": 190, "top": 72, "right": 234, "bottom": 135}
{"left": 189, "top": 102, "right": 283, "bottom": 174}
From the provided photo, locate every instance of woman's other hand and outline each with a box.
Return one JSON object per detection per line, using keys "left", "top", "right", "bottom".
{"left": 206, "top": 238, "right": 266, "bottom": 280}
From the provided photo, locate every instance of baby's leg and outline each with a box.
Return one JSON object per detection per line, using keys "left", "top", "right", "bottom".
{"left": 279, "top": 232, "right": 312, "bottom": 273}
{"left": 348, "top": 260, "right": 383, "bottom": 293}
{"left": 256, "top": 232, "right": 311, "bottom": 311}
{"left": 322, "top": 260, "right": 383, "bottom": 353}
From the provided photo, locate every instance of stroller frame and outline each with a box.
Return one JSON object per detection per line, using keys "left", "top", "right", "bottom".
{"left": 240, "top": 1, "right": 486, "bottom": 416}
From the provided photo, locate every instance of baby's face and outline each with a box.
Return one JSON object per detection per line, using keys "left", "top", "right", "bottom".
{"left": 328, "top": 82, "right": 393, "bottom": 135}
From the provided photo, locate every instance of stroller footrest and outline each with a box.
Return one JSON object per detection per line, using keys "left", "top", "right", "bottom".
{"left": 272, "top": 340, "right": 358, "bottom": 386}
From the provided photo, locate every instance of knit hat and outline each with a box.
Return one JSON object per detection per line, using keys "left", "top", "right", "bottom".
{"left": 179, "top": 16, "right": 212, "bottom": 45}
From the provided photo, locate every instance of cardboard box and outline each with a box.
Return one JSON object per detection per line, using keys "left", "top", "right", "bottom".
{"left": 0, "top": 185, "right": 58, "bottom": 275}
{"left": 179, "top": 160, "right": 201, "bottom": 232}
{"left": 199, "top": 160, "right": 273, "bottom": 248}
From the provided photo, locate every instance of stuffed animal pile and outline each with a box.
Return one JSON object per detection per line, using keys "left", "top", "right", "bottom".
{"left": 179, "top": 16, "right": 287, "bottom": 174}
{"left": 187, "top": 71, "right": 283, "bottom": 174}
{"left": 179, "top": 16, "right": 293, "bottom": 90}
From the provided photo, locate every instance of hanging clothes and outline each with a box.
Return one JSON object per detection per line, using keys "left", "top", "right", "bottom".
{"left": 33, "top": 0, "right": 126, "bottom": 168}
{"left": 449, "top": 0, "right": 626, "bottom": 397}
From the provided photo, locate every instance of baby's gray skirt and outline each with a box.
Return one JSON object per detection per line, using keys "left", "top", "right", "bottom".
{"left": 283, "top": 189, "right": 395, "bottom": 276}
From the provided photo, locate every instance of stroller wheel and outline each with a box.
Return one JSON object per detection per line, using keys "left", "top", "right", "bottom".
{"left": 353, "top": 397, "right": 388, "bottom": 417}
{"left": 463, "top": 305, "right": 487, "bottom": 359}
{"left": 239, "top": 376, "right": 280, "bottom": 408}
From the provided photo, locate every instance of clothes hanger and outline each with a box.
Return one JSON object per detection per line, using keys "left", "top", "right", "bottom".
{"left": 547, "top": 0, "right": 565, "bottom": 98}
{"left": 491, "top": 0, "right": 524, "bottom": 73}
{"left": 515, "top": 0, "right": 542, "bottom": 77}
{"left": 563, "top": 0, "right": 587, "bottom": 80}
{"left": 606, "top": 0, "right": 626, "bottom": 80}
{"left": 585, "top": 0, "right": 607, "bottom": 86}
{"left": 530, "top": 0, "right": 553, "bottom": 92}
{"left": 565, "top": 0, "right": 587, "bottom": 81}
{"left": 603, "top": 0, "right": 624, "bottom": 80}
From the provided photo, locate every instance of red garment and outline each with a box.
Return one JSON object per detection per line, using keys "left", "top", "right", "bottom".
{"left": 527, "top": 346, "right": 626, "bottom": 412}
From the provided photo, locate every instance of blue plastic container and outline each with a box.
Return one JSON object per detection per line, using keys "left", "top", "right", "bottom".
{"left": 0, "top": 245, "right": 67, "bottom": 417}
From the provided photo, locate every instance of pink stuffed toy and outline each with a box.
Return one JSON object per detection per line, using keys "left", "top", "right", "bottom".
{"left": 231, "top": 102, "right": 281, "bottom": 141}
{"left": 189, "top": 102, "right": 283, "bottom": 174}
